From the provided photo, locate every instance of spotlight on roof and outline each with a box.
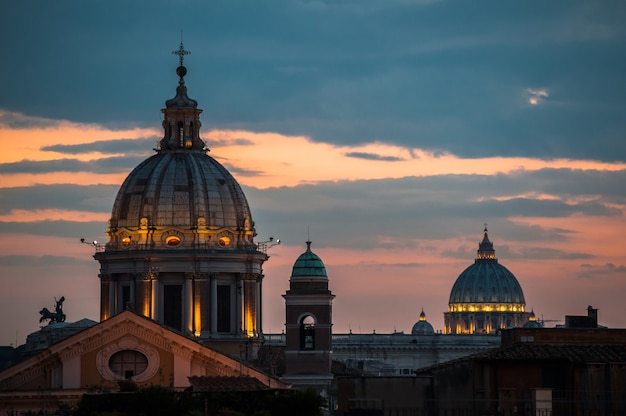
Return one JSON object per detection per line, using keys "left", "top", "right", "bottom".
{"left": 258, "top": 236, "right": 281, "bottom": 253}
{"left": 81, "top": 238, "right": 101, "bottom": 250}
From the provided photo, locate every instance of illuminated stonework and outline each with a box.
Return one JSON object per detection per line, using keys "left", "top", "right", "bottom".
{"left": 444, "top": 227, "right": 531, "bottom": 334}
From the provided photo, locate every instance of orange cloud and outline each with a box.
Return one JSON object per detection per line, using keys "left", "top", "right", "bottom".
{"left": 3, "top": 112, "right": 626, "bottom": 191}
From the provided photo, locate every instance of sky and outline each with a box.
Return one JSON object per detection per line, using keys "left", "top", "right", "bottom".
{"left": 1, "top": 0, "right": 626, "bottom": 345}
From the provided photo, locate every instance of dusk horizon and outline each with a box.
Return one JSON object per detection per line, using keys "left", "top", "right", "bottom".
{"left": 1, "top": 1, "right": 625, "bottom": 346}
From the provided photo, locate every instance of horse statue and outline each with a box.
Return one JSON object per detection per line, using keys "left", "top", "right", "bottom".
{"left": 39, "top": 296, "right": 66, "bottom": 325}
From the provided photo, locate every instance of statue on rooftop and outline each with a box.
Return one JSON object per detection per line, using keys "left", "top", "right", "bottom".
{"left": 39, "top": 296, "right": 66, "bottom": 325}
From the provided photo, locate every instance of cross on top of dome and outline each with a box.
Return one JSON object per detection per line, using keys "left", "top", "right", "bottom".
{"left": 172, "top": 40, "right": 191, "bottom": 67}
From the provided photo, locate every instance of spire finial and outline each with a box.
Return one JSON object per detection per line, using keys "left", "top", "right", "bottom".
{"left": 172, "top": 33, "right": 191, "bottom": 67}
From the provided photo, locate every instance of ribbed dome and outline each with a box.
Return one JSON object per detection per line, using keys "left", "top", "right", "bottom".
{"left": 103, "top": 53, "right": 257, "bottom": 251}
{"left": 448, "top": 228, "right": 525, "bottom": 305}
{"left": 449, "top": 260, "right": 525, "bottom": 304}
{"left": 291, "top": 241, "right": 327, "bottom": 278}
{"left": 110, "top": 152, "right": 252, "bottom": 230}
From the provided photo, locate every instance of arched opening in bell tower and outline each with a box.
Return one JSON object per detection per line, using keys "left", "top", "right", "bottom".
{"left": 300, "top": 314, "right": 316, "bottom": 350}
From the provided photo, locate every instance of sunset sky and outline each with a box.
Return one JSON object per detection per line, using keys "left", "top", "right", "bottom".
{"left": 1, "top": 1, "right": 625, "bottom": 345}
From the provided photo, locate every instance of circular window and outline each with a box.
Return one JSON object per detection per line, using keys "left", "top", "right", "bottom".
{"left": 218, "top": 236, "right": 231, "bottom": 247}
{"left": 109, "top": 350, "right": 148, "bottom": 380}
{"left": 165, "top": 235, "right": 181, "bottom": 246}
{"left": 122, "top": 237, "right": 132, "bottom": 247}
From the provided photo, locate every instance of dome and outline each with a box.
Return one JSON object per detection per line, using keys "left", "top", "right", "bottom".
{"left": 523, "top": 310, "right": 542, "bottom": 328}
{"left": 291, "top": 241, "right": 327, "bottom": 278}
{"left": 110, "top": 152, "right": 252, "bottom": 233}
{"left": 103, "top": 57, "right": 257, "bottom": 251}
{"left": 411, "top": 309, "right": 434, "bottom": 335}
{"left": 444, "top": 227, "right": 530, "bottom": 334}
{"left": 96, "top": 44, "right": 266, "bottom": 342}
{"left": 448, "top": 228, "right": 525, "bottom": 305}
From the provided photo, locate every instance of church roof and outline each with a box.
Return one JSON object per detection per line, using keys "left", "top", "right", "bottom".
{"left": 448, "top": 227, "right": 525, "bottom": 305}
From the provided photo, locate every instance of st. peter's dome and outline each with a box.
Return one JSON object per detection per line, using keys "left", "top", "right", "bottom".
{"left": 448, "top": 230, "right": 525, "bottom": 306}
{"left": 444, "top": 227, "right": 530, "bottom": 334}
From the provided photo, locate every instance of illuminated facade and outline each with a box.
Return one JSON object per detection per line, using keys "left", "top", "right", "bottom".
{"left": 444, "top": 227, "right": 530, "bottom": 334}
{"left": 95, "top": 45, "right": 267, "bottom": 355}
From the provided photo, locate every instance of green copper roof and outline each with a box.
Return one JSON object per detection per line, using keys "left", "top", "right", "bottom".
{"left": 291, "top": 241, "right": 327, "bottom": 277}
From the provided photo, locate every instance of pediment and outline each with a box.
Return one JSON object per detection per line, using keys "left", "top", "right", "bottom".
{"left": 0, "top": 311, "right": 285, "bottom": 391}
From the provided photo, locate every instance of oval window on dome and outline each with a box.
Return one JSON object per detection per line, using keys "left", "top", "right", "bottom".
{"left": 122, "top": 237, "right": 132, "bottom": 247}
{"left": 165, "top": 235, "right": 181, "bottom": 246}
{"left": 218, "top": 236, "right": 231, "bottom": 247}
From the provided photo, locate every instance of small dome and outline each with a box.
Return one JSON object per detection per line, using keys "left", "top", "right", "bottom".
{"left": 523, "top": 310, "right": 542, "bottom": 328}
{"left": 291, "top": 241, "right": 327, "bottom": 278}
{"left": 448, "top": 228, "right": 525, "bottom": 305}
{"left": 411, "top": 309, "right": 434, "bottom": 335}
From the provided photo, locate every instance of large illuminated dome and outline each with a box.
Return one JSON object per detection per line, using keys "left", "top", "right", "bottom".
{"left": 95, "top": 45, "right": 266, "bottom": 354}
{"left": 444, "top": 227, "right": 530, "bottom": 334}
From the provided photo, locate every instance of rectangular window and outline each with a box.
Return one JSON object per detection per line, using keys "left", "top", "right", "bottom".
{"left": 163, "top": 285, "right": 182, "bottom": 331}
{"left": 122, "top": 285, "right": 131, "bottom": 311}
{"left": 217, "top": 285, "right": 231, "bottom": 333}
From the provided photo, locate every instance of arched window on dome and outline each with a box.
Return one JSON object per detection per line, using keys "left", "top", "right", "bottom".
{"left": 300, "top": 315, "right": 316, "bottom": 350}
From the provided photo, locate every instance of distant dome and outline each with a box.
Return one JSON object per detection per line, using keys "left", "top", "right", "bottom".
{"left": 523, "top": 310, "right": 542, "bottom": 328}
{"left": 291, "top": 241, "right": 327, "bottom": 278}
{"left": 448, "top": 229, "right": 525, "bottom": 305}
{"left": 411, "top": 309, "right": 434, "bottom": 335}
{"left": 444, "top": 227, "right": 530, "bottom": 334}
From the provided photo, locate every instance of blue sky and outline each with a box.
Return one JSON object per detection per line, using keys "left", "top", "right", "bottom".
{"left": 1, "top": 1, "right": 625, "bottom": 344}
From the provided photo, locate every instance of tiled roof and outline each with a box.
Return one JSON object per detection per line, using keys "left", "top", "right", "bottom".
{"left": 475, "top": 344, "right": 626, "bottom": 363}
{"left": 416, "top": 343, "right": 626, "bottom": 374}
{"left": 188, "top": 376, "right": 281, "bottom": 392}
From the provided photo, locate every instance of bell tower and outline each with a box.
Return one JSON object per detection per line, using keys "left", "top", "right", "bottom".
{"left": 282, "top": 241, "right": 335, "bottom": 391}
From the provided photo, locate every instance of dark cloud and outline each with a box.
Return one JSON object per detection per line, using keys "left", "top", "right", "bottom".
{"left": 0, "top": 185, "right": 117, "bottom": 214}
{"left": 42, "top": 138, "right": 157, "bottom": 156}
{"left": 0, "top": 221, "right": 106, "bottom": 240}
{"left": 247, "top": 168, "right": 624, "bottom": 250}
{"left": 0, "top": 255, "right": 92, "bottom": 267}
{"left": 345, "top": 152, "right": 404, "bottom": 162}
{"left": 220, "top": 163, "right": 266, "bottom": 177}
{"left": 0, "top": 156, "right": 147, "bottom": 174}
{"left": 577, "top": 263, "right": 626, "bottom": 280}
{"left": 1, "top": 1, "right": 625, "bottom": 161}
{"left": 206, "top": 136, "right": 256, "bottom": 147}
{"left": 511, "top": 247, "right": 593, "bottom": 261}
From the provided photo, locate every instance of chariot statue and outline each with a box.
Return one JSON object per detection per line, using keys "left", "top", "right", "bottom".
{"left": 39, "top": 296, "right": 66, "bottom": 325}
